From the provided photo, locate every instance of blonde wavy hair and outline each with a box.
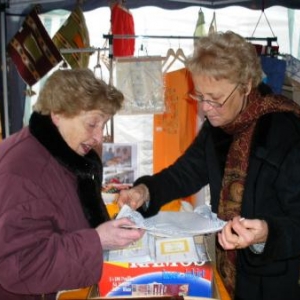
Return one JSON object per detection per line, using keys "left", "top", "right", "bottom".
{"left": 187, "top": 31, "right": 263, "bottom": 93}
{"left": 33, "top": 68, "right": 124, "bottom": 116}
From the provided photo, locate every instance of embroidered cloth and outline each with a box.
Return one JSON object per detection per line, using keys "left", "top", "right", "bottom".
{"left": 7, "top": 7, "right": 62, "bottom": 86}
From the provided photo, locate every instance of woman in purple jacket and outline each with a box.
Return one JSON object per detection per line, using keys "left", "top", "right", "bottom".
{"left": 0, "top": 69, "right": 144, "bottom": 300}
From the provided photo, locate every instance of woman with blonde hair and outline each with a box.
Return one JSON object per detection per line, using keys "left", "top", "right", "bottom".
{"left": 119, "top": 31, "right": 300, "bottom": 300}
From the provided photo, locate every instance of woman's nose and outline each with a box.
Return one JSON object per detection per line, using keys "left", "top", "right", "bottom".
{"left": 93, "top": 127, "right": 103, "bottom": 143}
{"left": 201, "top": 101, "right": 213, "bottom": 111}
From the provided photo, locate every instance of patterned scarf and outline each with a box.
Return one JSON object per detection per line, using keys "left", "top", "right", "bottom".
{"left": 216, "top": 88, "right": 300, "bottom": 298}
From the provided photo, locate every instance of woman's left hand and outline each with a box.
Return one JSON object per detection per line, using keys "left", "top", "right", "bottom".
{"left": 217, "top": 216, "right": 268, "bottom": 250}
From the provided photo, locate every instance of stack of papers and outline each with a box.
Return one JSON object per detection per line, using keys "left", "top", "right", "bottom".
{"left": 108, "top": 233, "right": 209, "bottom": 263}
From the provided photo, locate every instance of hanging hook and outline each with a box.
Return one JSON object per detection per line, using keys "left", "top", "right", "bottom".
{"left": 34, "top": 4, "right": 42, "bottom": 14}
{"left": 261, "top": 0, "right": 265, "bottom": 12}
{"left": 94, "top": 48, "right": 103, "bottom": 79}
{"left": 60, "top": 60, "right": 69, "bottom": 69}
{"left": 25, "top": 86, "right": 36, "bottom": 97}
{"left": 251, "top": 9, "right": 276, "bottom": 38}
{"left": 138, "top": 43, "right": 148, "bottom": 57}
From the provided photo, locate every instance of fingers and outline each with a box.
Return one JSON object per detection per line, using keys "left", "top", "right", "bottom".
{"left": 117, "top": 185, "right": 147, "bottom": 210}
{"left": 218, "top": 217, "right": 246, "bottom": 249}
{"left": 231, "top": 216, "right": 247, "bottom": 234}
{"left": 234, "top": 238, "right": 241, "bottom": 249}
{"left": 218, "top": 220, "right": 240, "bottom": 249}
{"left": 117, "top": 190, "right": 139, "bottom": 210}
{"left": 96, "top": 219, "right": 145, "bottom": 251}
{"left": 117, "top": 190, "right": 131, "bottom": 207}
{"left": 218, "top": 217, "right": 268, "bottom": 250}
{"left": 238, "top": 218, "right": 268, "bottom": 244}
{"left": 114, "top": 217, "right": 141, "bottom": 228}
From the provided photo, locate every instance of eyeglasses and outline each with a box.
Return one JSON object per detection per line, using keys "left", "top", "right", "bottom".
{"left": 189, "top": 84, "right": 239, "bottom": 108}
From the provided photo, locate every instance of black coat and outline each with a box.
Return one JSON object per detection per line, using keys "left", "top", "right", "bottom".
{"left": 136, "top": 111, "right": 300, "bottom": 300}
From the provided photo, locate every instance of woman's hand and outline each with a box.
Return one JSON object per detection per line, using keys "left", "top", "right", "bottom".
{"left": 217, "top": 216, "right": 268, "bottom": 250}
{"left": 117, "top": 184, "right": 149, "bottom": 210}
{"left": 95, "top": 217, "right": 145, "bottom": 250}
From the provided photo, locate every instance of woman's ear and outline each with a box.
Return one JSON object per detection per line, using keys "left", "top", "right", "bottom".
{"left": 245, "top": 81, "right": 252, "bottom": 96}
{"left": 51, "top": 112, "right": 60, "bottom": 126}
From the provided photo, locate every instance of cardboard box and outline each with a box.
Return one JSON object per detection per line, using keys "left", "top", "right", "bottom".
{"left": 57, "top": 281, "right": 220, "bottom": 300}
{"left": 57, "top": 236, "right": 221, "bottom": 300}
{"left": 98, "top": 260, "right": 213, "bottom": 298}
{"left": 98, "top": 236, "right": 214, "bottom": 299}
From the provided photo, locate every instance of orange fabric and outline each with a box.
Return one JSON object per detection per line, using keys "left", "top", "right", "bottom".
{"left": 106, "top": 202, "right": 120, "bottom": 219}
{"left": 160, "top": 199, "right": 182, "bottom": 211}
{"left": 153, "top": 68, "right": 197, "bottom": 206}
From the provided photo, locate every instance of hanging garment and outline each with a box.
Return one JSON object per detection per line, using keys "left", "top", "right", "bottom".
{"left": 153, "top": 68, "right": 198, "bottom": 208}
{"left": 285, "top": 54, "right": 300, "bottom": 87}
{"left": 260, "top": 56, "right": 286, "bottom": 94}
{"left": 193, "top": 9, "right": 206, "bottom": 38}
{"left": 6, "top": 7, "right": 62, "bottom": 86}
{"left": 115, "top": 56, "right": 165, "bottom": 114}
{"left": 111, "top": 3, "right": 135, "bottom": 57}
{"left": 52, "top": 6, "right": 90, "bottom": 69}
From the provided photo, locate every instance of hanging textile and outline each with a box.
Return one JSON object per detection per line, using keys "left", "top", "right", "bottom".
{"left": 260, "top": 56, "right": 286, "bottom": 94}
{"left": 193, "top": 8, "right": 206, "bottom": 38}
{"left": 6, "top": 7, "right": 62, "bottom": 86}
{"left": 153, "top": 68, "right": 198, "bottom": 208}
{"left": 115, "top": 56, "right": 165, "bottom": 114}
{"left": 248, "top": 8, "right": 284, "bottom": 95}
{"left": 285, "top": 54, "right": 300, "bottom": 88}
{"left": 52, "top": 6, "right": 90, "bottom": 69}
{"left": 111, "top": 2, "right": 135, "bottom": 57}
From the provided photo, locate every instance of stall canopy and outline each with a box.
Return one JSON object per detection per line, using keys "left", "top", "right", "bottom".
{"left": 3, "top": 0, "right": 300, "bottom": 14}
{"left": 1, "top": 0, "right": 300, "bottom": 138}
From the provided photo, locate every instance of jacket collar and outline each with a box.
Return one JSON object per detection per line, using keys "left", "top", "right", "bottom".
{"left": 29, "top": 112, "right": 100, "bottom": 177}
{"left": 29, "top": 112, "right": 109, "bottom": 227}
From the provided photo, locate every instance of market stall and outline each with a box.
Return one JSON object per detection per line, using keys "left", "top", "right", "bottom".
{"left": 1, "top": 2, "right": 300, "bottom": 300}
{"left": 1, "top": 0, "right": 300, "bottom": 138}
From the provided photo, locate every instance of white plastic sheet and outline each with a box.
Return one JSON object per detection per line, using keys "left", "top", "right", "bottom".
{"left": 117, "top": 204, "right": 226, "bottom": 237}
